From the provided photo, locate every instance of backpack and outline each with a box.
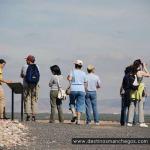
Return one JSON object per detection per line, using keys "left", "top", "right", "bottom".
{"left": 25, "top": 64, "right": 40, "bottom": 85}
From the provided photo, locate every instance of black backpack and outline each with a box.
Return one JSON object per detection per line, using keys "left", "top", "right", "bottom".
{"left": 25, "top": 64, "right": 40, "bottom": 85}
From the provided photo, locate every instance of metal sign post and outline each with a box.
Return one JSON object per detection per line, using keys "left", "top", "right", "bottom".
{"left": 7, "top": 82, "right": 24, "bottom": 121}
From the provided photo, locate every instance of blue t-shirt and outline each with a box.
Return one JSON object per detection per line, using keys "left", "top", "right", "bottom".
{"left": 70, "top": 69, "right": 87, "bottom": 92}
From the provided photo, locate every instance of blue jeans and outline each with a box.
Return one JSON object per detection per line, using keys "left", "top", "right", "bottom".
{"left": 120, "top": 94, "right": 137, "bottom": 125}
{"left": 120, "top": 94, "right": 130, "bottom": 125}
{"left": 85, "top": 91, "right": 99, "bottom": 123}
{"left": 69, "top": 91, "right": 85, "bottom": 113}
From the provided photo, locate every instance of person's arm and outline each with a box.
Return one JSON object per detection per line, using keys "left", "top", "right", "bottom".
{"left": 143, "top": 63, "right": 149, "bottom": 73}
{"left": 49, "top": 76, "right": 54, "bottom": 87}
{"left": 67, "top": 71, "right": 73, "bottom": 81}
{"left": 20, "top": 65, "right": 27, "bottom": 78}
{"left": 120, "top": 84, "right": 124, "bottom": 96}
{"left": 0, "top": 78, "right": 12, "bottom": 84}
{"left": 137, "top": 71, "right": 150, "bottom": 77}
{"left": 96, "top": 77, "right": 101, "bottom": 89}
{"left": 20, "top": 68, "right": 24, "bottom": 78}
{"left": 84, "top": 74, "right": 88, "bottom": 91}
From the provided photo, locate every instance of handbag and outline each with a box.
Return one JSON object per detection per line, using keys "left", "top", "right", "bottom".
{"left": 57, "top": 76, "right": 66, "bottom": 100}
{"left": 58, "top": 89, "right": 66, "bottom": 100}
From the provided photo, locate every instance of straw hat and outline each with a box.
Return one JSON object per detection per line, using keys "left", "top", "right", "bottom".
{"left": 87, "top": 64, "right": 95, "bottom": 71}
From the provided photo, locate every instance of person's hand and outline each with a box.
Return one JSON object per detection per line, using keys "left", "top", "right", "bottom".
{"left": 143, "top": 62, "right": 148, "bottom": 67}
{"left": 5, "top": 80, "right": 13, "bottom": 84}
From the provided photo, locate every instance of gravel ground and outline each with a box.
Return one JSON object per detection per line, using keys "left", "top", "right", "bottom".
{"left": 4, "top": 121, "right": 150, "bottom": 150}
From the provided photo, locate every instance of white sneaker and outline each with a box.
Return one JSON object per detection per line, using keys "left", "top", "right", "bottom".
{"left": 76, "top": 120, "right": 81, "bottom": 125}
{"left": 127, "top": 123, "right": 133, "bottom": 127}
{"left": 95, "top": 122, "right": 100, "bottom": 126}
{"left": 139, "top": 123, "right": 148, "bottom": 128}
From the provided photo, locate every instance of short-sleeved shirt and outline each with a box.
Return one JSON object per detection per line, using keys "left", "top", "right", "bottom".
{"left": 49, "top": 75, "right": 64, "bottom": 91}
{"left": 0, "top": 67, "right": 3, "bottom": 85}
{"left": 86, "top": 73, "right": 101, "bottom": 91}
{"left": 70, "top": 69, "right": 87, "bottom": 92}
{"left": 20, "top": 64, "right": 28, "bottom": 85}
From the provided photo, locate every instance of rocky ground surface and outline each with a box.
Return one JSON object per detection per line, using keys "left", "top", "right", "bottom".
{"left": 1, "top": 120, "right": 150, "bottom": 150}
{"left": 0, "top": 120, "right": 29, "bottom": 149}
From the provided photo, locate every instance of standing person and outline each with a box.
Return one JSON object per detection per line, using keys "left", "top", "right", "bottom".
{"left": 127, "top": 59, "right": 150, "bottom": 127}
{"left": 0, "top": 59, "right": 12, "bottom": 119}
{"left": 49, "top": 65, "right": 64, "bottom": 123}
{"left": 67, "top": 60, "right": 87, "bottom": 125}
{"left": 20, "top": 55, "right": 40, "bottom": 121}
{"left": 85, "top": 65, "right": 101, "bottom": 125}
{"left": 120, "top": 66, "right": 133, "bottom": 126}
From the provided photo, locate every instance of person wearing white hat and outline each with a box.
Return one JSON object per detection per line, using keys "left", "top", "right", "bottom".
{"left": 85, "top": 65, "right": 101, "bottom": 125}
{"left": 67, "top": 60, "right": 87, "bottom": 124}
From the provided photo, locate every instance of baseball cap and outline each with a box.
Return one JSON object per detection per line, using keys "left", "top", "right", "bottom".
{"left": 74, "top": 60, "right": 83, "bottom": 66}
{"left": 25, "top": 55, "right": 35, "bottom": 63}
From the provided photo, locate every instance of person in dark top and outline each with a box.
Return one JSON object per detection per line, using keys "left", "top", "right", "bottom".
{"left": 120, "top": 65, "right": 135, "bottom": 126}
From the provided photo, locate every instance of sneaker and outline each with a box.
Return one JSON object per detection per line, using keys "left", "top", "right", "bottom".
{"left": 86, "top": 122, "right": 92, "bottom": 125}
{"left": 32, "top": 116, "right": 36, "bottom": 121}
{"left": 76, "top": 120, "right": 81, "bottom": 125}
{"left": 26, "top": 115, "right": 30, "bottom": 121}
{"left": 127, "top": 123, "right": 132, "bottom": 127}
{"left": 95, "top": 122, "right": 100, "bottom": 126}
{"left": 71, "top": 116, "right": 77, "bottom": 123}
{"left": 49, "top": 120, "right": 55, "bottom": 123}
{"left": 139, "top": 123, "right": 148, "bottom": 128}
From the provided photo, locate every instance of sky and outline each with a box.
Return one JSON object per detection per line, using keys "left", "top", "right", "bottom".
{"left": 0, "top": 0, "right": 150, "bottom": 114}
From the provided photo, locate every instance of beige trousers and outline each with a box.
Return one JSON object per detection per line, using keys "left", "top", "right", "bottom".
{"left": 0, "top": 85, "right": 5, "bottom": 118}
{"left": 24, "top": 84, "right": 39, "bottom": 115}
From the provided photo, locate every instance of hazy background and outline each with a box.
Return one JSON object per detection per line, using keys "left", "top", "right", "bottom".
{"left": 0, "top": 0, "right": 150, "bottom": 114}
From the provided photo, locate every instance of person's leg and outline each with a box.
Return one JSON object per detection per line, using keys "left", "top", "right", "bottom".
{"left": 31, "top": 85, "right": 38, "bottom": 121}
{"left": 125, "top": 91, "right": 131, "bottom": 124}
{"left": 56, "top": 98, "right": 64, "bottom": 123}
{"left": 69, "top": 92, "right": 77, "bottom": 122}
{"left": 50, "top": 90, "right": 57, "bottom": 123}
{"left": 138, "top": 97, "right": 148, "bottom": 127}
{"left": 85, "top": 92, "right": 92, "bottom": 124}
{"left": 76, "top": 91, "right": 85, "bottom": 124}
{"left": 133, "top": 107, "right": 137, "bottom": 125}
{"left": 90, "top": 91, "right": 99, "bottom": 123}
{"left": 0, "top": 87, "right": 5, "bottom": 119}
{"left": 120, "top": 97, "right": 125, "bottom": 125}
{"left": 128, "top": 100, "right": 136, "bottom": 125}
{"left": 24, "top": 85, "right": 31, "bottom": 121}
{"left": 138, "top": 98, "right": 145, "bottom": 123}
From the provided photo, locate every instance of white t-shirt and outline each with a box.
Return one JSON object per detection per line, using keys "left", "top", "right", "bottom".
{"left": 86, "top": 73, "right": 101, "bottom": 91}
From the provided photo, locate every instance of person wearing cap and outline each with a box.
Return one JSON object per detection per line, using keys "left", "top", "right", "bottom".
{"left": 67, "top": 60, "right": 87, "bottom": 125}
{"left": 85, "top": 65, "right": 101, "bottom": 125}
{"left": 20, "top": 55, "right": 40, "bottom": 121}
{"left": 0, "top": 59, "right": 12, "bottom": 119}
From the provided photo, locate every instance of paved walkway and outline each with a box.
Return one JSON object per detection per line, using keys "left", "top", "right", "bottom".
{"left": 8, "top": 121, "right": 150, "bottom": 150}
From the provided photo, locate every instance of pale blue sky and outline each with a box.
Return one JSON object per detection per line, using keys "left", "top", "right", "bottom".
{"left": 0, "top": 0, "right": 150, "bottom": 113}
